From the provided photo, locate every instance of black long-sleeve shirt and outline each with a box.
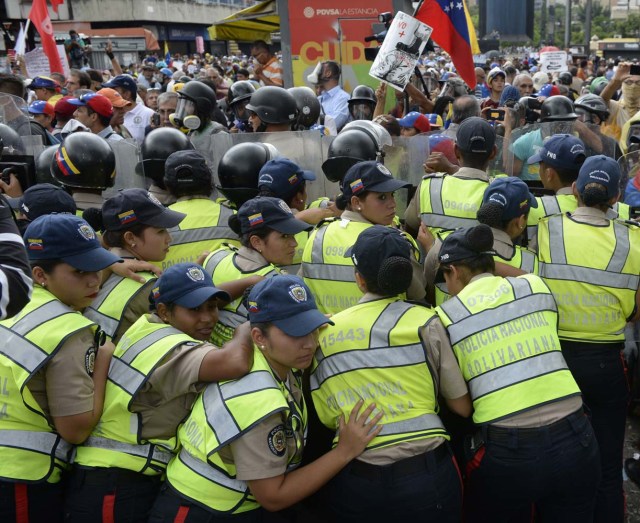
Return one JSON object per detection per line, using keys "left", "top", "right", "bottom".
{"left": 0, "top": 196, "right": 32, "bottom": 319}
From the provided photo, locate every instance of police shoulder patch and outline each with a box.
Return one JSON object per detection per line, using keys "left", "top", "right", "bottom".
{"left": 267, "top": 424, "right": 286, "bottom": 457}
{"left": 85, "top": 346, "right": 97, "bottom": 376}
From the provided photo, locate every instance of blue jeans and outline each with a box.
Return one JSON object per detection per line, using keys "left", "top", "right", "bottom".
{"left": 465, "top": 409, "right": 601, "bottom": 523}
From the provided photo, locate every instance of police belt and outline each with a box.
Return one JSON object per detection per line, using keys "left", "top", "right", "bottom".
{"left": 482, "top": 408, "right": 586, "bottom": 445}
{"left": 348, "top": 443, "right": 449, "bottom": 481}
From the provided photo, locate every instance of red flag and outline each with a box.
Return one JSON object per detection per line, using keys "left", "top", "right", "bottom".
{"left": 414, "top": 0, "right": 476, "bottom": 90}
{"left": 28, "top": 0, "right": 63, "bottom": 73}
{"left": 50, "top": 0, "right": 64, "bottom": 14}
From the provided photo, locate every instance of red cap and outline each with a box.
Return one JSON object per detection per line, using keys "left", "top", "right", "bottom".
{"left": 68, "top": 93, "right": 113, "bottom": 118}
{"left": 54, "top": 96, "right": 77, "bottom": 119}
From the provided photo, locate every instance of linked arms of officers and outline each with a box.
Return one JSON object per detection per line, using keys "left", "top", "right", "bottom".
{"left": 198, "top": 321, "right": 254, "bottom": 382}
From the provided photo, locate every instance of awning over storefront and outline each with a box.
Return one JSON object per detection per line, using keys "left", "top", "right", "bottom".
{"left": 208, "top": 0, "right": 279, "bottom": 42}
{"left": 52, "top": 25, "right": 160, "bottom": 50}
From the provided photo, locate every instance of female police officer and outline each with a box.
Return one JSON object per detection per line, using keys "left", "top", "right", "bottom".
{"left": 0, "top": 214, "right": 120, "bottom": 522}
{"left": 477, "top": 177, "right": 539, "bottom": 274}
{"left": 84, "top": 188, "right": 185, "bottom": 342}
{"left": 310, "top": 225, "right": 471, "bottom": 521}
{"left": 67, "top": 263, "right": 253, "bottom": 522}
{"left": 300, "top": 160, "right": 425, "bottom": 315}
{"left": 203, "top": 196, "right": 311, "bottom": 347}
{"left": 148, "top": 275, "right": 382, "bottom": 521}
{"left": 435, "top": 224, "right": 600, "bottom": 522}
{"left": 537, "top": 155, "right": 640, "bottom": 523}
{"left": 257, "top": 158, "right": 335, "bottom": 273}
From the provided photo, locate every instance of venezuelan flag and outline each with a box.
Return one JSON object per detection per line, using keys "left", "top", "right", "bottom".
{"left": 415, "top": 0, "right": 480, "bottom": 90}
{"left": 55, "top": 147, "right": 80, "bottom": 177}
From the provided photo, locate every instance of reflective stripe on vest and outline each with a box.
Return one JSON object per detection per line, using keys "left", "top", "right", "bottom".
{"left": 176, "top": 448, "right": 247, "bottom": 492}
{"left": 202, "top": 370, "right": 282, "bottom": 450}
{"left": 444, "top": 281, "right": 557, "bottom": 346}
{"left": 108, "top": 325, "right": 183, "bottom": 396}
{"left": 541, "top": 196, "right": 561, "bottom": 215}
{"left": 203, "top": 248, "right": 231, "bottom": 276}
{"left": 169, "top": 225, "right": 236, "bottom": 246}
{"left": 165, "top": 350, "right": 295, "bottom": 514}
{"left": 84, "top": 273, "right": 156, "bottom": 339}
{"left": 543, "top": 215, "right": 639, "bottom": 289}
{"left": 419, "top": 176, "right": 486, "bottom": 231}
{"left": 0, "top": 288, "right": 96, "bottom": 482}
{"left": 520, "top": 249, "right": 536, "bottom": 274}
{"left": 469, "top": 351, "right": 568, "bottom": 399}
{"left": 75, "top": 316, "right": 200, "bottom": 474}
{"left": 437, "top": 275, "right": 580, "bottom": 424}
{"left": 205, "top": 248, "right": 279, "bottom": 345}
{"left": 0, "top": 430, "right": 72, "bottom": 462}
{"left": 83, "top": 436, "right": 172, "bottom": 465}
{"left": 311, "top": 299, "right": 446, "bottom": 449}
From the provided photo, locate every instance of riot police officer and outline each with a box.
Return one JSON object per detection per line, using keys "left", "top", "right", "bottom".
{"left": 137, "top": 127, "right": 195, "bottom": 206}
{"left": 50, "top": 132, "right": 116, "bottom": 213}
{"left": 245, "top": 86, "right": 298, "bottom": 133}
{"left": 172, "top": 80, "right": 226, "bottom": 152}
{"left": 216, "top": 141, "right": 280, "bottom": 208}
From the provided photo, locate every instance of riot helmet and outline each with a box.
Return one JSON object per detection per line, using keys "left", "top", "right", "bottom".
{"left": 35, "top": 145, "right": 61, "bottom": 185}
{"left": 245, "top": 86, "right": 297, "bottom": 130}
{"left": 216, "top": 142, "right": 280, "bottom": 207}
{"left": 0, "top": 123, "right": 25, "bottom": 155}
{"left": 51, "top": 133, "right": 116, "bottom": 190}
{"left": 348, "top": 85, "right": 376, "bottom": 121}
{"left": 557, "top": 72, "right": 573, "bottom": 86}
{"left": 137, "top": 127, "right": 194, "bottom": 188}
{"left": 172, "top": 80, "right": 216, "bottom": 130}
{"left": 540, "top": 96, "right": 578, "bottom": 122}
{"left": 321, "top": 121, "right": 392, "bottom": 183}
{"left": 574, "top": 94, "right": 610, "bottom": 125}
{"left": 227, "top": 81, "right": 256, "bottom": 122}
{"left": 288, "top": 86, "right": 321, "bottom": 129}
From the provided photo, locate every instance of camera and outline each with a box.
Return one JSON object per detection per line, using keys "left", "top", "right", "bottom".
{"left": 519, "top": 97, "right": 542, "bottom": 124}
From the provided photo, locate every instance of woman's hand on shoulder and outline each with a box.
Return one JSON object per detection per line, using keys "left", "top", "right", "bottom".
{"left": 109, "top": 259, "right": 162, "bottom": 283}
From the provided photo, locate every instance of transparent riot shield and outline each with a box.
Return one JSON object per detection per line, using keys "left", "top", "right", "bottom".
{"left": 209, "top": 130, "right": 333, "bottom": 204}
{"left": 103, "top": 139, "right": 144, "bottom": 199}
{"left": 573, "top": 121, "right": 619, "bottom": 160}
{"left": 385, "top": 134, "right": 430, "bottom": 217}
{"left": 504, "top": 121, "right": 620, "bottom": 182}
{"left": 0, "top": 93, "right": 40, "bottom": 190}
{"left": 619, "top": 150, "right": 640, "bottom": 204}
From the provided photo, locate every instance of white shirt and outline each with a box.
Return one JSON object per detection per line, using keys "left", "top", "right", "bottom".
{"left": 123, "top": 103, "right": 155, "bottom": 145}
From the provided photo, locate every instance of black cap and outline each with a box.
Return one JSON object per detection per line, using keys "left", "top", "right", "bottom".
{"left": 341, "top": 161, "right": 411, "bottom": 200}
{"left": 13, "top": 183, "right": 76, "bottom": 221}
{"left": 102, "top": 188, "right": 186, "bottom": 231}
{"left": 439, "top": 225, "right": 496, "bottom": 265}
{"left": 164, "top": 150, "right": 211, "bottom": 185}
{"left": 456, "top": 117, "right": 496, "bottom": 154}
{"left": 237, "top": 196, "right": 312, "bottom": 235}
{"left": 345, "top": 225, "right": 412, "bottom": 281}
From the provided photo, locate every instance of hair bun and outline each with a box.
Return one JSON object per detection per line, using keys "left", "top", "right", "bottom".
{"left": 82, "top": 207, "right": 104, "bottom": 232}
{"left": 467, "top": 224, "right": 494, "bottom": 252}
{"left": 228, "top": 214, "right": 242, "bottom": 235}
